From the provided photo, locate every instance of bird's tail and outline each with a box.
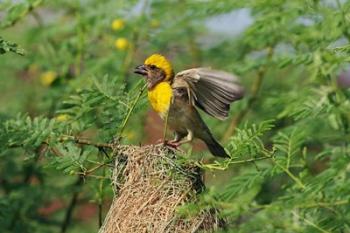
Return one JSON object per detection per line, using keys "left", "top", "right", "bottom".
{"left": 204, "top": 135, "right": 229, "bottom": 158}
{"left": 194, "top": 110, "right": 230, "bottom": 158}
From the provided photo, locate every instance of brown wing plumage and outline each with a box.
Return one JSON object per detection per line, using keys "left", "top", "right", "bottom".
{"left": 173, "top": 68, "right": 244, "bottom": 120}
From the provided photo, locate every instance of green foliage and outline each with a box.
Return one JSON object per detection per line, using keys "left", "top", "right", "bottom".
{"left": 49, "top": 143, "right": 89, "bottom": 174}
{"left": 227, "top": 120, "right": 274, "bottom": 158}
{"left": 1, "top": 115, "right": 60, "bottom": 149}
{"left": 219, "top": 170, "right": 265, "bottom": 201}
{"left": 59, "top": 75, "right": 129, "bottom": 139}
{"left": 0, "top": 37, "right": 25, "bottom": 55}
{"left": 1, "top": 0, "right": 350, "bottom": 232}
{"left": 0, "top": 0, "right": 43, "bottom": 28}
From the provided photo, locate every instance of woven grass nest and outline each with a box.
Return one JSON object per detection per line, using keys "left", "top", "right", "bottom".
{"left": 99, "top": 144, "right": 222, "bottom": 233}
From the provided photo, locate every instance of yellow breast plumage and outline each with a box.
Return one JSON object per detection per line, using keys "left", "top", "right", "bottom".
{"left": 147, "top": 82, "right": 173, "bottom": 119}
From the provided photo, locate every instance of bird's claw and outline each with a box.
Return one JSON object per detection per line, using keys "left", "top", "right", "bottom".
{"left": 164, "top": 140, "right": 180, "bottom": 148}
{"left": 156, "top": 139, "right": 182, "bottom": 151}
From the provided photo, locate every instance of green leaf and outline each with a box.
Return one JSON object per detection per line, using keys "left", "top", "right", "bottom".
{"left": 227, "top": 120, "right": 275, "bottom": 158}
{"left": 220, "top": 170, "right": 265, "bottom": 201}
{"left": 0, "top": 37, "right": 25, "bottom": 55}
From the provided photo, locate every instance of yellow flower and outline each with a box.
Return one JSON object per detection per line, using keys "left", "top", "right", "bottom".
{"left": 111, "top": 19, "right": 125, "bottom": 31}
{"left": 40, "top": 71, "right": 57, "bottom": 86}
{"left": 55, "top": 114, "right": 70, "bottom": 122}
{"left": 114, "top": 38, "right": 129, "bottom": 50}
{"left": 150, "top": 19, "right": 160, "bottom": 28}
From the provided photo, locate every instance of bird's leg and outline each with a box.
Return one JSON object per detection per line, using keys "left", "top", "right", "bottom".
{"left": 175, "top": 130, "right": 193, "bottom": 146}
{"left": 162, "top": 130, "right": 192, "bottom": 154}
{"left": 164, "top": 132, "right": 183, "bottom": 148}
{"left": 170, "top": 132, "right": 182, "bottom": 143}
{"left": 163, "top": 130, "right": 193, "bottom": 149}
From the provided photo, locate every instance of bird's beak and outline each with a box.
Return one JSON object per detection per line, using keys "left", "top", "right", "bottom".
{"left": 134, "top": 64, "right": 148, "bottom": 76}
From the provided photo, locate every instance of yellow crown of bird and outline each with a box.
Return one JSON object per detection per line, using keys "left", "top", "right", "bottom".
{"left": 144, "top": 54, "right": 173, "bottom": 80}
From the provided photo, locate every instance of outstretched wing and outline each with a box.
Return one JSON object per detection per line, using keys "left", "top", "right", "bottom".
{"left": 173, "top": 68, "right": 244, "bottom": 120}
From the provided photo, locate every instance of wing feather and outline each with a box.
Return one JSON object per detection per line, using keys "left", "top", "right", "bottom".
{"left": 174, "top": 68, "right": 244, "bottom": 120}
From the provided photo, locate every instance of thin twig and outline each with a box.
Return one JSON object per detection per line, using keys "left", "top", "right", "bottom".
{"left": 9, "top": 136, "right": 113, "bottom": 150}
{"left": 272, "top": 159, "right": 305, "bottom": 190}
{"left": 198, "top": 154, "right": 273, "bottom": 170}
{"left": 85, "top": 163, "right": 107, "bottom": 175}
{"left": 118, "top": 82, "right": 147, "bottom": 140}
{"left": 74, "top": 174, "right": 110, "bottom": 180}
{"left": 60, "top": 136, "right": 113, "bottom": 148}
{"left": 292, "top": 211, "right": 330, "bottom": 233}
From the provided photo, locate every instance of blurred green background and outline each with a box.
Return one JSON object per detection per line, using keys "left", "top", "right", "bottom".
{"left": 1, "top": 0, "right": 350, "bottom": 232}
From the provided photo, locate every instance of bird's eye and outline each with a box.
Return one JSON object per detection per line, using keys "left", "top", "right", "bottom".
{"left": 150, "top": 65, "right": 156, "bottom": 70}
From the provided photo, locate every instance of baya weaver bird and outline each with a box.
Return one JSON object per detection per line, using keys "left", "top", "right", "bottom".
{"left": 134, "top": 54, "right": 244, "bottom": 158}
